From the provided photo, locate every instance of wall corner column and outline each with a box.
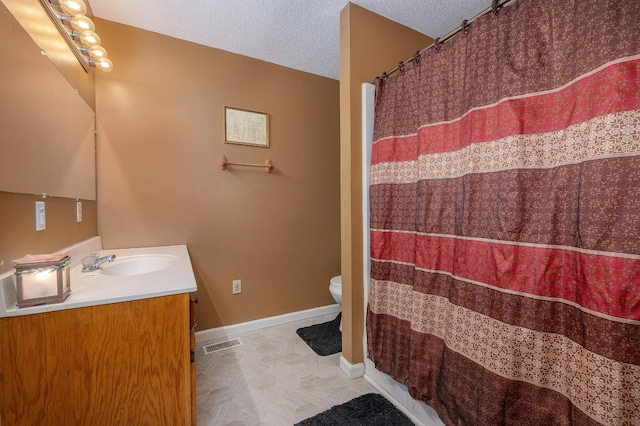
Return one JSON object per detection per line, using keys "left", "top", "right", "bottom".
{"left": 339, "top": 2, "right": 433, "bottom": 367}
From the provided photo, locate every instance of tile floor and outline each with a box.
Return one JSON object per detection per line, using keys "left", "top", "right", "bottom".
{"left": 195, "top": 313, "right": 378, "bottom": 425}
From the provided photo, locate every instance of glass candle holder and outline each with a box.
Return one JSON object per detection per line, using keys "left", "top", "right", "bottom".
{"left": 15, "top": 255, "right": 71, "bottom": 308}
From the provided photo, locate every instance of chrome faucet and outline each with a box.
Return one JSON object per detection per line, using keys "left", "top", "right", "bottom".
{"left": 81, "top": 254, "right": 116, "bottom": 272}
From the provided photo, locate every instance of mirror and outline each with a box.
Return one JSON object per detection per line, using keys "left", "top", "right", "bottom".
{"left": 0, "top": 0, "right": 96, "bottom": 200}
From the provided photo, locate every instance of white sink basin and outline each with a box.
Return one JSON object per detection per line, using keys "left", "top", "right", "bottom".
{"left": 100, "top": 254, "right": 179, "bottom": 277}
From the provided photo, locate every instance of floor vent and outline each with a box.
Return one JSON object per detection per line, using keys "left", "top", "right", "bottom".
{"left": 203, "top": 338, "right": 243, "bottom": 355}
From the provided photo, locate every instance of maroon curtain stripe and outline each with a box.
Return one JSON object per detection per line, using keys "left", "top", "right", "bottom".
{"left": 404, "top": 332, "right": 604, "bottom": 426}
{"left": 366, "top": 310, "right": 412, "bottom": 382}
{"left": 369, "top": 183, "right": 418, "bottom": 232}
{"left": 369, "top": 258, "right": 415, "bottom": 285}
{"left": 370, "top": 156, "right": 640, "bottom": 254}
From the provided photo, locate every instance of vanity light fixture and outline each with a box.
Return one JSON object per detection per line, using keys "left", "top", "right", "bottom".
{"left": 38, "top": 0, "right": 113, "bottom": 72}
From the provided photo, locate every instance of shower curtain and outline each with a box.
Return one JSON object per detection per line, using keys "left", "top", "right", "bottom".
{"left": 367, "top": 0, "right": 639, "bottom": 425}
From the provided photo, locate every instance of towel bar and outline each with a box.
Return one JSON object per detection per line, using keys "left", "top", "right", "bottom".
{"left": 219, "top": 156, "right": 273, "bottom": 173}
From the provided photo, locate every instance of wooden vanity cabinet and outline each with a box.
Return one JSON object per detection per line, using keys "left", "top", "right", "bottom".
{"left": 0, "top": 293, "right": 194, "bottom": 425}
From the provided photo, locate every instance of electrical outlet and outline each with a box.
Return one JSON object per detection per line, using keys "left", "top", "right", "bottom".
{"left": 233, "top": 279, "right": 242, "bottom": 294}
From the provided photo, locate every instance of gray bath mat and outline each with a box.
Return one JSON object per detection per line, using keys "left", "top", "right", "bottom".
{"left": 296, "top": 313, "right": 341, "bottom": 356}
{"left": 295, "top": 393, "right": 414, "bottom": 425}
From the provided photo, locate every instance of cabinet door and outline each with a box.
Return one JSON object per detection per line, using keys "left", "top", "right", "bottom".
{"left": 0, "top": 313, "right": 48, "bottom": 424}
{"left": 0, "top": 294, "right": 191, "bottom": 425}
{"left": 190, "top": 297, "right": 198, "bottom": 425}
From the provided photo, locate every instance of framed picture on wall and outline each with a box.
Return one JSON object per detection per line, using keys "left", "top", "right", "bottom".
{"left": 224, "top": 107, "right": 270, "bottom": 147}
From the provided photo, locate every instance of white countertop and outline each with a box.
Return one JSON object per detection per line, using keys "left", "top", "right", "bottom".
{"left": 0, "top": 238, "right": 197, "bottom": 318}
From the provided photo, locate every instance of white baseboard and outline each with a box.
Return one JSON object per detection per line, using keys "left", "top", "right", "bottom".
{"left": 339, "top": 355, "right": 365, "bottom": 379}
{"left": 195, "top": 304, "right": 341, "bottom": 343}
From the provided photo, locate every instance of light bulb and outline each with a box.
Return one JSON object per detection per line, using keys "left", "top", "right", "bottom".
{"left": 58, "top": 0, "right": 87, "bottom": 16}
{"left": 69, "top": 14, "right": 95, "bottom": 32}
{"left": 94, "top": 57, "right": 113, "bottom": 72}
{"left": 88, "top": 45, "right": 107, "bottom": 58}
{"left": 80, "top": 30, "right": 101, "bottom": 47}
{"left": 35, "top": 269, "right": 54, "bottom": 281}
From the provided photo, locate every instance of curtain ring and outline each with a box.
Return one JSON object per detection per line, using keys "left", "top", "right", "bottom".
{"left": 413, "top": 50, "right": 421, "bottom": 64}
{"left": 492, "top": 0, "right": 500, "bottom": 14}
{"left": 381, "top": 71, "right": 388, "bottom": 80}
{"left": 434, "top": 37, "right": 442, "bottom": 51}
{"left": 462, "top": 19, "right": 470, "bottom": 34}
{"left": 398, "top": 61, "right": 405, "bottom": 73}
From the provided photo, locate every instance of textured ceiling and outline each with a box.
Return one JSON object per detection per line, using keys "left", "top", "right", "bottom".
{"left": 88, "top": 0, "right": 490, "bottom": 80}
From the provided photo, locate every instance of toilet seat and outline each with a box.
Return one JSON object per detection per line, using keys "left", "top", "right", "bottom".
{"left": 329, "top": 275, "right": 342, "bottom": 308}
{"left": 329, "top": 275, "right": 343, "bottom": 332}
{"left": 330, "top": 275, "right": 342, "bottom": 288}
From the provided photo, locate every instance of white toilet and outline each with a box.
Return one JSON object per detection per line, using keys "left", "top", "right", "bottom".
{"left": 329, "top": 275, "right": 342, "bottom": 331}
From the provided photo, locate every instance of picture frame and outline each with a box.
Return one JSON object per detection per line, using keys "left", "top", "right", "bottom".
{"left": 224, "top": 106, "right": 270, "bottom": 148}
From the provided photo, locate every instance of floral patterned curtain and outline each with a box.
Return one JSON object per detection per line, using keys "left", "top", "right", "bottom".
{"left": 368, "top": 0, "right": 640, "bottom": 424}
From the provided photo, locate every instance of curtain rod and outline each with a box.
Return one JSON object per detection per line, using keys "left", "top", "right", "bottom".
{"left": 373, "top": 0, "right": 516, "bottom": 83}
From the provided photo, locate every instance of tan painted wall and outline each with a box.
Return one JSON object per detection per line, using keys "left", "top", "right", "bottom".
{"left": 95, "top": 19, "right": 341, "bottom": 329}
{"left": 339, "top": 3, "right": 433, "bottom": 364}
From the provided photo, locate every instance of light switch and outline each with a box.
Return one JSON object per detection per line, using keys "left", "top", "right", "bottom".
{"left": 76, "top": 201, "right": 83, "bottom": 223}
{"left": 35, "top": 201, "right": 46, "bottom": 231}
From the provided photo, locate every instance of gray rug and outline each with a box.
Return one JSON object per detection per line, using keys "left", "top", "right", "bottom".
{"left": 295, "top": 393, "right": 414, "bottom": 425}
{"left": 296, "top": 313, "right": 341, "bottom": 356}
